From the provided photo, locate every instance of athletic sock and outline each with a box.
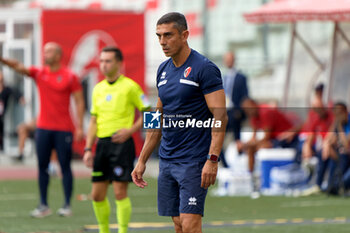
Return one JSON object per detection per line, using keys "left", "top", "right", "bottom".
{"left": 93, "top": 198, "right": 111, "bottom": 233}
{"left": 116, "top": 197, "right": 132, "bottom": 233}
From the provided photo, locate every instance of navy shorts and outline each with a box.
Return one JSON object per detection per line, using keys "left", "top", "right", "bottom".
{"left": 158, "top": 159, "right": 208, "bottom": 217}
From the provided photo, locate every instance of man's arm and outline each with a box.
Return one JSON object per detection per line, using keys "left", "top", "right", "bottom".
{"left": 73, "top": 90, "right": 85, "bottom": 141}
{"left": 83, "top": 116, "right": 97, "bottom": 168}
{"left": 202, "top": 89, "right": 228, "bottom": 189}
{"left": 260, "top": 129, "right": 272, "bottom": 142}
{"left": 336, "top": 123, "right": 350, "bottom": 150}
{"left": 322, "top": 130, "right": 337, "bottom": 160}
{"left": 132, "top": 98, "right": 163, "bottom": 188}
{"left": 0, "top": 57, "right": 30, "bottom": 76}
{"left": 302, "top": 133, "right": 315, "bottom": 159}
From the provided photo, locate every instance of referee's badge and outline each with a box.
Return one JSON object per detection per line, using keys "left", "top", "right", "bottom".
{"left": 114, "top": 166, "right": 124, "bottom": 177}
{"left": 106, "top": 94, "right": 112, "bottom": 102}
{"left": 56, "top": 75, "right": 62, "bottom": 83}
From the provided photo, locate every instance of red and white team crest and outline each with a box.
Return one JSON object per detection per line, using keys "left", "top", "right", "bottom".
{"left": 184, "top": 67, "right": 192, "bottom": 78}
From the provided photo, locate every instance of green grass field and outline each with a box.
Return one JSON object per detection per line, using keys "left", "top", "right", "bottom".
{"left": 1, "top": 177, "right": 350, "bottom": 233}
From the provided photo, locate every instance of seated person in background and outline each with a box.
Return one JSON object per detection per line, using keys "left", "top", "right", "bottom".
{"left": 15, "top": 118, "right": 36, "bottom": 161}
{"left": 322, "top": 102, "right": 350, "bottom": 194}
{"left": 14, "top": 118, "right": 59, "bottom": 175}
{"left": 241, "top": 98, "right": 300, "bottom": 192}
{"left": 301, "top": 98, "right": 334, "bottom": 195}
{"left": 297, "top": 83, "right": 326, "bottom": 164}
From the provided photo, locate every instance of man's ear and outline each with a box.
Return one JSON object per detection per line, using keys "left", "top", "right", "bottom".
{"left": 182, "top": 30, "right": 189, "bottom": 41}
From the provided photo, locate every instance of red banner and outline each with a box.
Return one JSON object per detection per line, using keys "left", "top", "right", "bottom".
{"left": 42, "top": 10, "right": 145, "bottom": 156}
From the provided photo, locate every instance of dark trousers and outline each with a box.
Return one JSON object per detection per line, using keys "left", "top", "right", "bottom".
{"left": 316, "top": 151, "right": 349, "bottom": 190}
{"left": 35, "top": 128, "right": 73, "bottom": 206}
{"left": 0, "top": 116, "right": 3, "bottom": 150}
{"left": 343, "top": 166, "right": 350, "bottom": 190}
{"left": 227, "top": 108, "right": 245, "bottom": 141}
{"left": 220, "top": 108, "right": 246, "bottom": 168}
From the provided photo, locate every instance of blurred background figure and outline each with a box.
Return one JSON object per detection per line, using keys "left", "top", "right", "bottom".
{"left": 296, "top": 83, "right": 327, "bottom": 164}
{"left": 0, "top": 70, "right": 23, "bottom": 151}
{"left": 0, "top": 70, "right": 11, "bottom": 151}
{"left": 321, "top": 102, "right": 350, "bottom": 195}
{"left": 314, "top": 83, "right": 324, "bottom": 104}
{"left": 301, "top": 98, "right": 334, "bottom": 196}
{"left": 14, "top": 118, "right": 36, "bottom": 161}
{"left": 241, "top": 98, "right": 300, "bottom": 193}
{"left": 221, "top": 51, "right": 249, "bottom": 167}
{"left": 13, "top": 117, "right": 59, "bottom": 175}
{"left": 0, "top": 42, "right": 85, "bottom": 218}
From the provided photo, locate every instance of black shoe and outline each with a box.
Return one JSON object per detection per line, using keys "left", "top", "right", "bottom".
{"left": 13, "top": 154, "right": 24, "bottom": 162}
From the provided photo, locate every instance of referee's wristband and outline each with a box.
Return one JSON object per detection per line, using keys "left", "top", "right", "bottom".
{"left": 84, "top": 148, "right": 92, "bottom": 152}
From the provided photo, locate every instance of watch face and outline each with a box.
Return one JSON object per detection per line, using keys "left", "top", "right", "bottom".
{"left": 209, "top": 154, "right": 218, "bottom": 162}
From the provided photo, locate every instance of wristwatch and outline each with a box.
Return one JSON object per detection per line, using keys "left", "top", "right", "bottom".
{"left": 207, "top": 154, "right": 220, "bottom": 163}
{"left": 84, "top": 148, "right": 92, "bottom": 152}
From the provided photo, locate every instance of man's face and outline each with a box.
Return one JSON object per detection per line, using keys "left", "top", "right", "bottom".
{"left": 242, "top": 100, "right": 258, "bottom": 118}
{"left": 334, "top": 106, "right": 348, "bottom": 123}
{"left": 313, "top": 106, "right": 327, "bottom": 118}
{"left": 43, "top": 43, "right": 60, "bottom": 65}
{"left": 156, "top": 23, "right": 186, "bottom": 57}
{"left": 223, "top": 52, "right": 235, "bottom": 69}
{"left": 99, "top": 51, "right": 120, "bottom": 77}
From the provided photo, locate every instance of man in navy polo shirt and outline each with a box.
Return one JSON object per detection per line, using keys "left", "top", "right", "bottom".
{"left": 132, "top": 12, "right": 227, "bottom": 233}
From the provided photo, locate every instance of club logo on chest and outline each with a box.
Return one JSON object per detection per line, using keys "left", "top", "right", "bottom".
{"left": 184, "top": 67, "right": 192, "bottom": 78}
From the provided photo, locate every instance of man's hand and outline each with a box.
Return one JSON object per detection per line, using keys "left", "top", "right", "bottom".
{"left": 112, "top": 129, "right": 132, "bottom": 144}
{"left": 83, "top": 151, "right": 93, "bottom": 168}
{"left": 201, "top": 160, "right": 218, "bottom": 189}
{"left": 236, "top": 140, "right": 244, "bottom": 153}
{"left": 74, "top": 127, "right": 84, "bottom": 141}
{"left": 131, "top": 161, "right": 148, "bottom": 188}
{"left": 277, "top": 131, "right": 296, "bottom": 143}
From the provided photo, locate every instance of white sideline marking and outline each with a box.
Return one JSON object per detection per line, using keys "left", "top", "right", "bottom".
{"left": 0, "top": 212, "right": 17, "bottom": 217}
{"left": 0, "top": 194, "right": 36, "bottom": 201}
{"left": 281, "top": 200, "right": 350, "bottom": 208}
{"left": 132, "top": 207, "right": 157, "bottom": 214}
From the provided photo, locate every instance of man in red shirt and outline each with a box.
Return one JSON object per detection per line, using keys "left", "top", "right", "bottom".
{"left": 301, "top": 98, "right": 334, "bottom": 195}
{"left": 0, "top": 42, "right": 85, "bottom": 217}
{"left": 241, "top": 98, "right": 299, "bottom": 193}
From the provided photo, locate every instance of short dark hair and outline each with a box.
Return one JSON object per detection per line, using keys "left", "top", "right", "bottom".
{"left": 102, "top": 46, "right": 123, "bottom": 61}
{"left": 315, "top": 83, "right": 324, "bottom": 92}
{"left": 157, "top": 12, "right": 188, "bottom": 32}
{"left": 334, "top": 101, "right": 347, "bottom": 111}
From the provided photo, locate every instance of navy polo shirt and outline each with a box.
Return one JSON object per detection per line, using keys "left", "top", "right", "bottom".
{"left": 156, "top": 49, "right": 223, "bottom": 162}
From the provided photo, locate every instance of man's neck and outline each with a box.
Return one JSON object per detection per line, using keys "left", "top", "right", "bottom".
{"left": 106, "top": 73, "right": 121, "bottom": 84}
{"left": 172, "top": 46, "right": 191, "bottom": 68}
{"left": 48, "top": 63, "right": 61, "bottom": 72}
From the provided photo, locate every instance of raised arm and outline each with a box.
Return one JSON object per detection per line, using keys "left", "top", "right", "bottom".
{"left": 201, "top": 89, "right": 228, "bottom": 189}
{"left": 132, "top": 97, "right": 163, "bottom": 188}
{"left": 0, "top": 57, "right": 30, "bottom": 76}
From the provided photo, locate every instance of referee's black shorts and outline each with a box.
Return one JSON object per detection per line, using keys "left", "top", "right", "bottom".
{"left": 92, "top": 137, "right": 135, "bottom": 182}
